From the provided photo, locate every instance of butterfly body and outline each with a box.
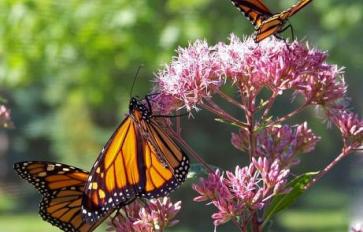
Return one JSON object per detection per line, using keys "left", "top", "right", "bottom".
{"left": 231, "top": 0, "right": 312, "bottom": 42}
{"left": 82, "top": 96, "right": 189, "bottom": 222}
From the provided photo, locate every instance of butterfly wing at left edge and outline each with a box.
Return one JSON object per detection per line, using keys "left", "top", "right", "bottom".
{"left": 13, "top": 161, "right": 106, "bottom": 232}
{"left": 138, "top": 119, "right": 189, "bottom": 199}
{"left": 82, "top": 115, "right": 144, "bottom": 222}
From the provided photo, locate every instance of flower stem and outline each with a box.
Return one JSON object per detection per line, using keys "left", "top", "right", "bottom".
{"left": 201, "top": 101, "right": 247, "bottom": 129}
{"left": 216, "top": 89, "right": 247, "bottom": 111}
{"left": 267, "top": 101, "right": 309, "bottom": 127}
{"left": 251, "top": 212, "right": 262, "bottom": 232}
{"left": 304, "top": 146, "right": 352, "bottom": 190}
{"left": 245, "top": 95, "right": 256, "bottom": 159}
{"left": 231, "top": 217, "right": 243, "bottom": 232}
{"left": 261, "top": 92, "right": 278, "bottom": 121}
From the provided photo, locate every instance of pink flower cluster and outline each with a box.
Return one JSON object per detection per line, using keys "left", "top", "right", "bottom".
{"left": 0, "top": 105, "right": 13, "bottom": 128}
{"left": 155, "top": 40, "right": 221, "bottom": 111}
{"left": 151, "top": 34, "right": 363, "bottom": 230}
{"left": 154, "top": 33, "right": 363, "bottom": 154}
{"left": 108, "top": 197, "right": 181, "bottom": 232}
{"left": 193, "top": 158, "right": 289, "bottom": 228}
{"left": 155, "top": 34, "right": 346, "bottom": 110}
{"left": 232, "top": 123, "right": 320, "bottom": 168}
{"left": 352, "top": 224, "right": 363, "bottom": 232}
{"left": 328, "top": 109, "right": 363, "bottom": 149}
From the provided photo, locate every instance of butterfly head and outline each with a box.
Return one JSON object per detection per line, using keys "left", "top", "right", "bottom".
{"left": 129, "top": 97, "right": 152, "bottom": 122}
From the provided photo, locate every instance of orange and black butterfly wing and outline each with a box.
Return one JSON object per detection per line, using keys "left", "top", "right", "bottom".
{"left": 13, "top": 161, "right": 104, "bottom": 232}
{"left": 139, "top": 119, "right": 189, "bottom": 198}
{"left": 82, "top": 103, "right": 190, "bottom": 221}
{"left": 255, "top": 0, "right": 312, "bottom": 42}
{"left": 283, "top": 0, "right": 312, "bottom": 18}
{"left": 82, "top": 98, "right": 190, "bottom": 222}
{"left": 230, "top": 0, "right": 273, "bottom": 27}
{"left": 82, "top": 115, "right": 143, "bottom": 222}
{"left": 254, "top": 15, "right": 284, "bottom": 42}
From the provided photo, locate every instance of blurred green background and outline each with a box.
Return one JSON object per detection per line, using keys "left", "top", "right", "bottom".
{"left": 1, "top": 0, "right": 363, "bottom": 231}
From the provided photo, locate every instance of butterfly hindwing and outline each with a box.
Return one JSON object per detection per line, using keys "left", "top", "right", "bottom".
{"left": 13, "top": 161, "right": 104, "bottom": 232}
{"left": 139, "top": 119, "right": 189, "bottom": 198}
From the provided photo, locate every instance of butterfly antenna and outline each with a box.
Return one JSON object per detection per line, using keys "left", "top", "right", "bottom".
{"left": 129, "top": 65, "right": 144, "bottom": 98}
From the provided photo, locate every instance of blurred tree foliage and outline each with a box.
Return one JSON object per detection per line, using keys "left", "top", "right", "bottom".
{"left": 0, "top": 0, "right": 362, "bottom": 231}
{"left": 0, "top": 0, "right": 250, "bottom": 168}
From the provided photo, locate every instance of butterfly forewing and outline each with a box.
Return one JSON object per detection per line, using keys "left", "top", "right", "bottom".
{"left": 82, "top": 97, "right": 189, "bottom": 222}
{"left": 14, "top": 161, "right": 105, "bottom": 232}
{"left": 82, "top": 116, "right": 143, "bottom": 222}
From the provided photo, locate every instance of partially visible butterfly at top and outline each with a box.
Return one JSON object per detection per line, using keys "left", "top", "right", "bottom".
{"left": 230, "top": 0, "right": 312, "bottom": 42}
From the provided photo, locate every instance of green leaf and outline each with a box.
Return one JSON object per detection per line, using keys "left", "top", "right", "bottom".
{"left": 263, "top": 172, "right": 319, "bottom": 227}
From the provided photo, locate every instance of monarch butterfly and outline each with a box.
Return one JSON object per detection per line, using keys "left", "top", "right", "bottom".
{"left": 13, "top": 161, "right": 113, "bottom": 232}
{"left": 231, "top": 0, "right": 312, "bottom": 42}
{"left": 81, "top": 96, "right": 189, "bottom": 222}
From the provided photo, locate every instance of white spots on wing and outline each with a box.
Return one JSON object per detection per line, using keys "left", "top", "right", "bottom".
{"left": 46, "top": 164, "right": 55, "bottom": 171}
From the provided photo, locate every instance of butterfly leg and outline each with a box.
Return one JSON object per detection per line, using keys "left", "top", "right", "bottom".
{"left": 144, "top": 93, "right": 188, "bottom": 118}
{"left": 110, "top": 208, "right": 122, "bottom": 227}
{"left": 274, "top": 34, "right": 291, "bottom": 51}
{"left": 274, "top": 34, "right": 286, "bottom": 42}
{"left": 144, "top": 95, "right": 154, "bottom": 115}
{"left": 138, "top": 198, "right": 148, "bottom": 205}
{"left": 279, "top": 22, "right": 295, "bottom": 41}
{"left": 145, "top": 92, "right": 161, "bottom": 98}
{"left": 152, "top": 112, "right": 188, "bottom": 118}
